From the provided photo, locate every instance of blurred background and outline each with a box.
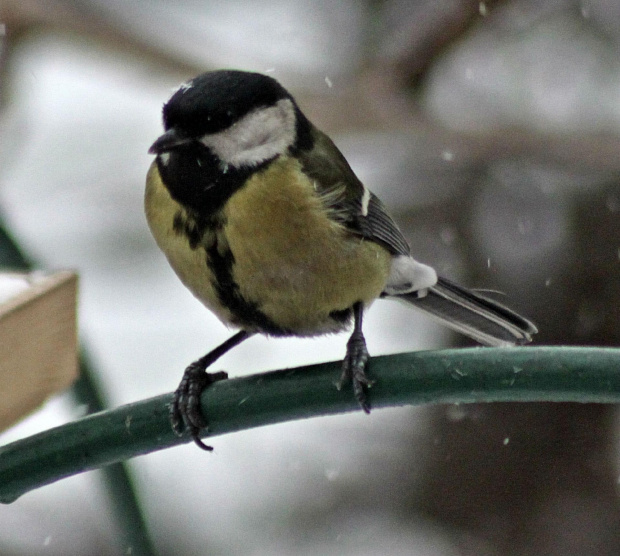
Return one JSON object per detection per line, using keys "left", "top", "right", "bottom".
{"left": 1, "top": 0, "right": 620, "bottom": 554}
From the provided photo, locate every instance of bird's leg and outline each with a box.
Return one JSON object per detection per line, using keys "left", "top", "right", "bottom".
{"left": 338, "top": 302, "right": 374, "bottom": 413}
{"left": 170, "top": 330, "right": 252, "bottom": 450}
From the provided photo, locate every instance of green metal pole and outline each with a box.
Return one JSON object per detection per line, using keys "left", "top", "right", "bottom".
{"left": 1, "top": 346, "right": 619, "bottom": 505}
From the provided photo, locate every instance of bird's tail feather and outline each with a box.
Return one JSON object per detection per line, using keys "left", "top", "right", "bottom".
{"left": 395, "top": 277, "right": 537, "bottom": 347}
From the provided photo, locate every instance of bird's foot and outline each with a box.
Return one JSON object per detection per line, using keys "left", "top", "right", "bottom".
{"left": 170, "top": 361, "right": 228, "bottom": 451}
{"left": 338, "top": 330, "right": 374, "bottom": 413}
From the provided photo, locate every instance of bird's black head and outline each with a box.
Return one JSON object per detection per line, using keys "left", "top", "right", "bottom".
{"left": 148, "top": 70, "right": 314, "bottom": 216}
{"left": 149, "top": 70, "right": 313, "bottom": 165}
{"left": 164, "top": 71, "right": 290, "bottom": 136}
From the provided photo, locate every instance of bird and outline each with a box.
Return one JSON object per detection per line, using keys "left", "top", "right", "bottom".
{"left": 145, "top": 69, "right": 537, "bottom": 450}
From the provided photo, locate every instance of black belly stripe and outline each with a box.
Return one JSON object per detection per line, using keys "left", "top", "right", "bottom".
{"left": 170, "top": 206, "right": 287, "bottom": 334}
{"left": 329, "top": 307, "right": 352, "bottom": 325}
{"left": 173, "top": 210, "right": 203, "bottom": 249}
{"left": 205, "top": 240, "right": 290, "bottom": 336}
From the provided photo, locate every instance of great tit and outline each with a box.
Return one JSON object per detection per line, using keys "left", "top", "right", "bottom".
{"left": 146, "top": 70, "right": 537, "bottom": 450}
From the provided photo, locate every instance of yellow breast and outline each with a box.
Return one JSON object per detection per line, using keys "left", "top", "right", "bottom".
{"left": 222, "top": 157, "right": 391, "bottom": 334}
{"left": 145, "top": 157, "right": 392, "bottom": 336}
{"left": 144, "top": 161, "right": 235, "bottom": 324}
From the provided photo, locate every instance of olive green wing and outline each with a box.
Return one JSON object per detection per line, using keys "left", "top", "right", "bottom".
{"left": 297, "top": 127, "right": 410, "bottom": 257}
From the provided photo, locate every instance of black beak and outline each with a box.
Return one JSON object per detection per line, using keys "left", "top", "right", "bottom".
{"left": 148, "top": 128, "right": 193, "bottom": 154}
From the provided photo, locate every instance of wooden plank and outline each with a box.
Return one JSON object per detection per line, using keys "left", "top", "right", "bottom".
{"left": 0, "top": 271, "right": 78, "bottom": 432}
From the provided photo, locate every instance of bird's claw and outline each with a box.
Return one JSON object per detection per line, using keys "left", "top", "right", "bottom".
{"left": 170, "top": 362, "right": 228, "bottom": 451}
{"left": 338, "top": 331, "right": 374, "bottom": 413}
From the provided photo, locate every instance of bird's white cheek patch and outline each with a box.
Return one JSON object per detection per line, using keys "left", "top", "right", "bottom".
{"left": 384, "top": 256, "right": 438, "bottom": 295}
{"left": 200, "top": 98, "right": 297, "bottom": 168}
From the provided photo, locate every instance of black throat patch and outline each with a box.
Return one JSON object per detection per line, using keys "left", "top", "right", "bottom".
{"left": 160, "top": 144, "right": 291, "bottom": 335}
{"left": 156, "top": 143, "right": 272, "bottom": 217}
